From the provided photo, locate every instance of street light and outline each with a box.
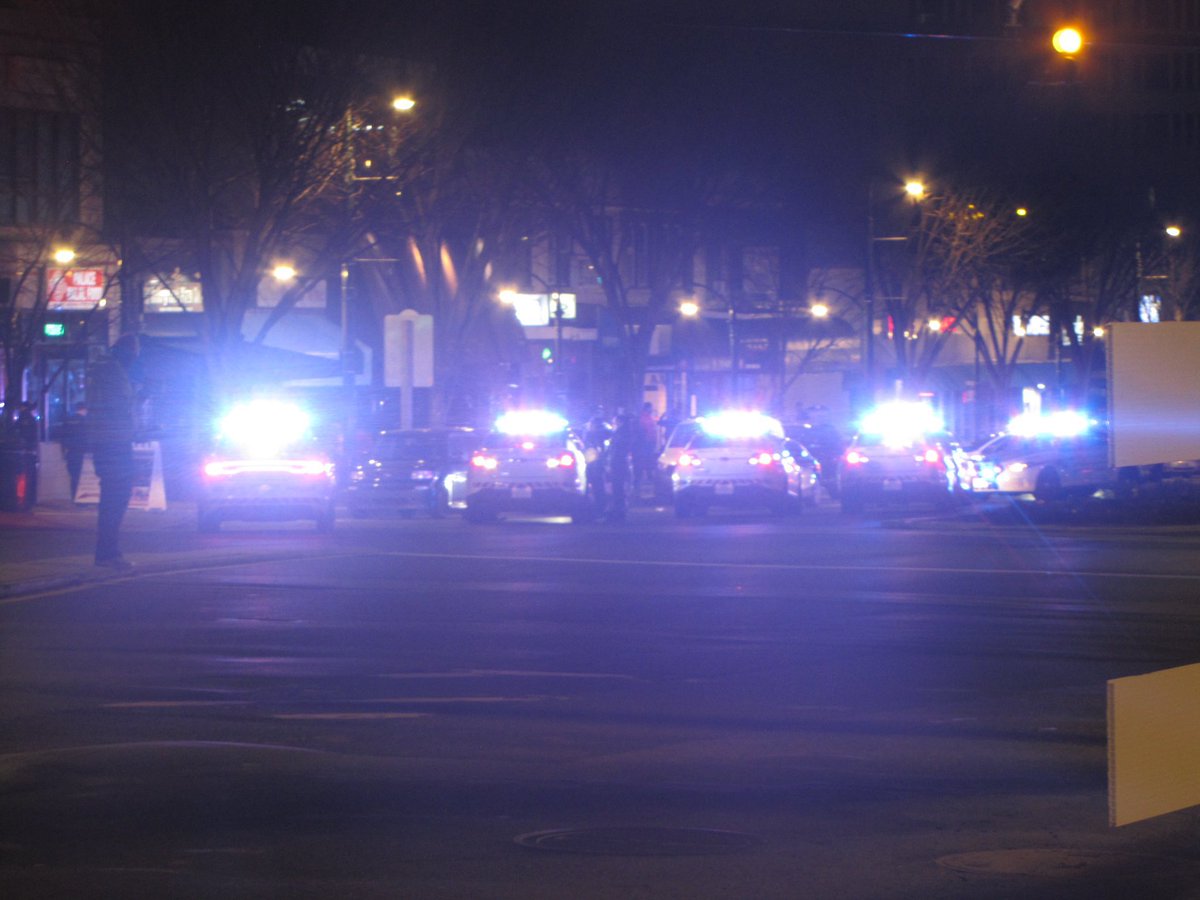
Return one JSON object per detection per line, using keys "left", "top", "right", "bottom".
{"left": 271, "top": 263, "right": 297, "bottom": 283}
{"left": 1166, "top": 225, "right": 1183, "bottom": 239}
{"left": 1052, "top": 26, "right": 1084, "bottom": 58}
{"left": 52, "top": 247, "right": 76, "bottom": 265}
{"left": 866, "top": 177, "right": 929, "bottom": 404}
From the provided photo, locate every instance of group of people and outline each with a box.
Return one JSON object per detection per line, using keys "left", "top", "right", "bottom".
{"left": 582, "top": 402, "right": 664, "bottom": 522}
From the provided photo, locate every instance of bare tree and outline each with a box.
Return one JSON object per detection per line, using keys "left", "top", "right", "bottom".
{"left": 103, "top": 3, "right": 378, "bottom": 393}
{"left": 873, "top": 183, "right": 1033, "bottom": 391}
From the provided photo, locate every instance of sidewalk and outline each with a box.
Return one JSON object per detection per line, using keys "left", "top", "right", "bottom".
{"left": 0, "top": 499, "right": 305, "bottom": 600}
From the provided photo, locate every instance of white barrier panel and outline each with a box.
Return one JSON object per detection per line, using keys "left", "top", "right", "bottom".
{"left": 72, "top": 441, "right": 167, "bottom": 511}
{"left": 1108, "top": 661, "right": 1200, "bottom": 826}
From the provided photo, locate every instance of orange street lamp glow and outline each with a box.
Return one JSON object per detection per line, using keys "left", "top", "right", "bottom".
{"left": 1015, "top": 207, "right": 1028, "bottom": 217}
{"left": 1052, "top": 26, "right": 1084, "bottom": 57}
{"left": 52, "top": 247, "right": 76, "bottom": 264}
{"left": 904, "top": 180, "right": 926, "bottom": 200}
{"left": 271, "top": 263, "right": 297, "bottom": 282}
{"left": 810, "top": 303, "right": 830, "bottom": 319}
{"left": 392, "top": 95, "right": 416, "bottom": 112}
{"left": 679, "top": 299, "right": 701, "bottom": 317}
{"left": 1166, "top": 225, "right": 1183, "bottom": 238}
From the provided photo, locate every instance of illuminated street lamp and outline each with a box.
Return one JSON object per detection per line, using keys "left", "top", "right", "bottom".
{"left": 1052, "top": 26, "right": 1084, "bottom": 57}
{"left": 391, "top": 95, "right": 416, "bottom": 112}
{"left": 810, "top": 302, "right": 830, "bottom": 319}
{"left": 52, "top": 247, "right": 76, "bottom": 265}
{"left": 271, "top": 263, "right": 297, "bottom": 282}
{"left": 678, "top": 299, "right": 701, "bottom": 318}
{"left": 903, "top": 180, "right": 926, "bottom": 201}
{"left": 1166, "top": 225, "right": 1183, "bottom": 239}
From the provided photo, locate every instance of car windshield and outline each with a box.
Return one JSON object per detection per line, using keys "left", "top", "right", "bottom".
{"left": 689, "top": 433, "right": 781, "bottom": 451}
{"left": 485, "top": 430, "right": 570, "bottom": 452}
{"left": 374, "top": 433, "right": 446, "bottom": 460}
{"left": 666, "top": 422, "right": 701, "bottom": 448}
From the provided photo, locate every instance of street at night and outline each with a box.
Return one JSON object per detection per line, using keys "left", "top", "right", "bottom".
{"left": 4, "top": 502, "right": 1200, "bottom": 897}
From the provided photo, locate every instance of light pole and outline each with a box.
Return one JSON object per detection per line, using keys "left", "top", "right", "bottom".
{"left": 865, "top": 177, "right": 926, "bottom": 405}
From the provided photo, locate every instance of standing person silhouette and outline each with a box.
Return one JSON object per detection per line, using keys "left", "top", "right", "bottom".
{"left": 87, "top": 333, "right": 140, "bottom": 569}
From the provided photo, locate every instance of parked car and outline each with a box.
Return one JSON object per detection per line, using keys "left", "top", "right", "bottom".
{"left": 655, "top": 418, "right": 703, "bottom": 500}
{"left": 783, "top": 420, "right": 845, "bottom": 498}
{"left": 464, "top": 410, "right": 591, "bottom": 523}
{"left": 344, "top": 427, "right": 477, "bottom": 518}
{"left": 838, "top": 402, "right": 959, "bottom": 513}
{"left": 198, "top": 398, "right": 337, "bottom": 532}
{"left": 671, "top": 411, "right": 809, "bottom": 517}
{"left": 957, "top": 416, "right": 1140, "bottom": 502}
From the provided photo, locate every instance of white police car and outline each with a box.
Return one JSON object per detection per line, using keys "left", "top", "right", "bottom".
{"left": 197, "top": 398, "right": 337, "bottom": 532}
{"left": 671, "top": 411, "right": 809, "bottom": 517}
{"left": 958, "top": 411, "right": 1137, "bottom": 502}
{"left": 838, "top": 402, "right": 959, "bottom": 513}
{"left": 464, "top": 410, "right": 592, "bottom": 523}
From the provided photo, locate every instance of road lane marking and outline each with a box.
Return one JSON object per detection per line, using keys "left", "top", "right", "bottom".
{"left": 378, "top": 550, "right": 1200, "bottom": 582}
{"left": 102, "top": 701, "right": 251, "bottom": 709}
{"left": 272, "top": 712, "right": 429, "bottom": 720}
{"left": 378, "top": 670, "right": 636, "bottom": 681}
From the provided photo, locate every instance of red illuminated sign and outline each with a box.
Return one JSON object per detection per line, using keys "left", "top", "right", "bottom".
{"left": 46, "top": 268, "right": 106, "bottom": 310}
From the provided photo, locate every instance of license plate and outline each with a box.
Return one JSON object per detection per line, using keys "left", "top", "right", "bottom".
{"left": 882, "top": 478, "right": 903, "bottom": 491}
{"left": 511, "top": 485, "right": 533, "bottom": 499}
{"left": 715, "top": 482, "right": 735, "bottom": 495}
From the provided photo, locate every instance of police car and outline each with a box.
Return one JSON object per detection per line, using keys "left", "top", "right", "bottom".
{"left": 463, "top": 410, "right": 592, "bottom": 523}
{"left": 958, "top": 411, "right": 1138, "bottom": 502}
{"left": 198, "top": 398, "right": 337, "bottom": 532}
{"left": 838, "top": 402, "right": 959, "bottom": 513}
{"left": 671, "top": 411, "right": 809, "bottom": 517}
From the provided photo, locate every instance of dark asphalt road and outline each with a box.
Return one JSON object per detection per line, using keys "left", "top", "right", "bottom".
{"left": 4, "top": 504, "right": 1200, "bottom": 898}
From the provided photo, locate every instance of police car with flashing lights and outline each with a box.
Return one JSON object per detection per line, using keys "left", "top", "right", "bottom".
{"left": 197, "top": 398, "right": 337, "bottom": 532}
{"left": 671, "top": 411, "right": 809, "bottom": 517}
{"left": 957, "top": 411, "right": 1140, "bottom": 502}
{"left": 463, "top": 410, "right": 592, "bottom": 523}
{"left": 838, "top": 402, "right": 959, "bottom": 513}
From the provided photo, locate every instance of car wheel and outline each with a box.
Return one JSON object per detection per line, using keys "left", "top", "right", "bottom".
{"left": 1035, "top": 468, "right": 1062, "bottom": 503}
{"left": 1116, "top": 467, "right": 1142, "bottom": 502}
{"left": 429, "top": 487, "right": 448, "bottom": 518}
{"left": 654, "top": 471, "right": 673, "bottom": 503}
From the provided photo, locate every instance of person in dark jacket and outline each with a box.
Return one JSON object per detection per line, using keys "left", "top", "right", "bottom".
{"left": 86, "top": 334, "right": 140, "bottom": 568}
{"left": 606, "top": 413, "right": 636, "bottom": 522}
{"left": 60, "top": 404, "right": 88, "bottom": 501}
{"left": 583, "top": 412, "right": 612, "bottom": 517}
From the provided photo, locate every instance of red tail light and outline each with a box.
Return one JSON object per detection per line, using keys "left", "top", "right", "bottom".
{"left": 844, "top": 450, "right": 868, "bottom": 465}
{"left": 546, "top": 452, "right": 576, "bottom": 469}
{"left": 678, "top": 452, "right": 702, "bottom": 468}
{"left": 923, "top": 448, "right": 942, "bottom": 465}
{"left": 747, "top": 451, "right": 778, "bottom": 466}
{"left": 471, "top": 453, "right": 499, "bottom": 470}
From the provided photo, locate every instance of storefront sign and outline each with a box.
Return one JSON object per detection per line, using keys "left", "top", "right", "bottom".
{"left": 144, "top": 273, "right": 204, "bottom": 313}
{"left": 47, "top": 268, "right": 106, "bottom": 310}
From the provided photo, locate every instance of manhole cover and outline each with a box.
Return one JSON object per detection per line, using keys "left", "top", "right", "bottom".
{"left": 937, "top": 848, "right": 1130, "bottom": 878}
{"left": 515, "top": 826, "right": 761, "bottom": 857}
